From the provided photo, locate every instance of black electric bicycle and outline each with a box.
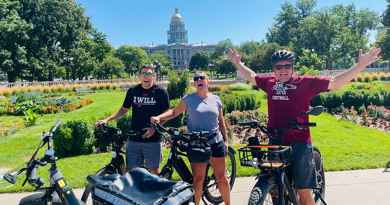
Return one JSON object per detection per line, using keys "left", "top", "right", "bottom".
{"left": 3, "top": 121, "right": 83, "bottom": 205}
{"left": 152, "top": 123, "right": 237, "bottom": 205}
{"left": 238, "top": 106, "right": 326, "bottom": 205}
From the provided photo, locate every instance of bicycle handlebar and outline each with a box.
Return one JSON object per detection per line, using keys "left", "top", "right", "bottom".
{"left": 4, "top": 121, "right": 62, "bottom": 187}
{"left": 152, "top": 123, "right": 211, "bottom": 141}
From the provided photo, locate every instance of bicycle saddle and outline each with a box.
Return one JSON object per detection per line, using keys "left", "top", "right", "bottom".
{"left": 129, "top": 167, "right": 177, "bottom": 192}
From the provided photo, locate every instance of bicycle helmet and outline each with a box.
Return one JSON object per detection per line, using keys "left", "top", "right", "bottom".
{"left": 271, "top": 50, "right": 295, "bottom": 65}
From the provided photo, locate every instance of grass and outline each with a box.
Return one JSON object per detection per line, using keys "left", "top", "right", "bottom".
{"left": 0, "top": 91, "right": 125, "bottom": 171}
{"left": 0, "top": 89, "right": 390, "bottom": 192}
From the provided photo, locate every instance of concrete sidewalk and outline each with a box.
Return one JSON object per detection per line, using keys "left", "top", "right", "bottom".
{"left": 230, "top": 168, "right": 390, "bottom": 205}
{"left": 1, "top": 168, "right": 390, "bottom": 205}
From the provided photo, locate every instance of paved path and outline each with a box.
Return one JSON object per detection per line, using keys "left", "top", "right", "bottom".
{"left": 1, "top": 169, "right": 390, "bottom": 205}
{"left": 230, "top": 168, "right": 390, "bottom": 205}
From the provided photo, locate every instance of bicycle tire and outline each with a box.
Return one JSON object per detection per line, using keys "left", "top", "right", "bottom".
{"left": 248, "top": 180, "right": 276, "bottom": 205}
{"left": 313, "top": 147, "right": 326, "bottom": 205}
{"left": 203, "top": 146, "right": 237, "bottom": 204}
{"left": 19, "top": 192, "right": 62, "bottom": 205}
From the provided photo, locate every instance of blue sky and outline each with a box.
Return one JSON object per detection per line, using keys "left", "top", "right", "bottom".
{"left": 75, "top": 0, "right": 386, "bottom": 47}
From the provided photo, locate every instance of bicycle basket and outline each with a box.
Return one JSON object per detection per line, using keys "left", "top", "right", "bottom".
{"left": 238, "top": 145, "right": 291, "bottom": 169}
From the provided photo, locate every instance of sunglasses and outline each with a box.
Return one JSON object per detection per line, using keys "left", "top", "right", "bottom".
{"left": 141, "top": 71, "right": 155, "bottom": 77}
{"left": 193, "top": 76, "right": 206, "bottom": 81}
{"left": 274, "top": 64, "right": 293, "bottom": 70}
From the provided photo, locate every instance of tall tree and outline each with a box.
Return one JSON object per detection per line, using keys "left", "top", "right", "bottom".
{"left": 296, "top": 0, "right": 316, "bottom": 18}
{"left": 0, "top": 0, "right": 31, "bottom": 82}
{"left": 377, "top": 0, "right": 390, "bottom": 60}
{"left": 268, "top": 2, "right": 379, "bottom": 69}
{"left": 94, "top": 55, "right": 124, "bottom": 79}
{"left": 0, "top": 0, "right": 111, "bottom": 82}
{"left": 246, "top": 42, "right": 283, "bottom": 72}
{"left": 266, "top": 2, "right": 300, "bottom": 47}
{"left": 115, "top": 45, "right": 149, "bottom": 76}
{"left": 382, "top": 0, "right": 390, "bottom": 27}
{"left": 149, "top": 51, "right": 172, "bottom": 69}
{"left": 189, "top": 52, "right": 210, "bottom": 70}
{"left": 210, "top": 39, "right": 234, "bottom": 60}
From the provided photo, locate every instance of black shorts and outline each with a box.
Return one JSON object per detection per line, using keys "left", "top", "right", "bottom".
{"left": 290, "top": 143, "right": 317, "bottom": 189}
{"left": 187, "top": 141, "right": 227, "bottom": 163}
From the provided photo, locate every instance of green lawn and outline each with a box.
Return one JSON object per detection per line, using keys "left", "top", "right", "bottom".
{"left": 0, "top": 89, "right": 389, "bottom": 192}
{"left": 0, "top": 91, "right": 124, "bottom": 170}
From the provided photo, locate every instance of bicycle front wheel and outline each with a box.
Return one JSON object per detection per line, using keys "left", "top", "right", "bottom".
{"left": 203, "top": 146, "right": 237, "bottom": 204}
{"left": 248, "top": 180, "right": 276, "bottom": 205}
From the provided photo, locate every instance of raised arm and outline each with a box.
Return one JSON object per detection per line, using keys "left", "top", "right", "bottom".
{"left": 227, "top": 48, "right": 257, "bottom": 85}
{"left": 329, "top": 47, "right": 381, "bottom": 91}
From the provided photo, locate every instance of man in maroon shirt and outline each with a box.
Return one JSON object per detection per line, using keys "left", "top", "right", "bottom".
{"left": 228, "top": 48, "right": 380, "bottom": 205}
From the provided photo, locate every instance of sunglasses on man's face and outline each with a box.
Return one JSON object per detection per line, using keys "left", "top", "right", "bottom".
{"left": 274, "top": 64, "right": 293, "bottom": 70}
{"left": 141, "top": 71, "right": 155, "bottom": 77}
{"left": 193, "top": 76, "right": 206, "bottom": 81}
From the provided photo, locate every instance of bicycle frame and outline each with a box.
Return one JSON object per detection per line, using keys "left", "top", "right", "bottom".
{"left": 3, "top": 121, "right": 81, "bottom": 205}
{"left": 257, "top": 166, "right": 299, "bottom": 205}
{"left": 162, "top": 142, "right": 193, "bottom": 183}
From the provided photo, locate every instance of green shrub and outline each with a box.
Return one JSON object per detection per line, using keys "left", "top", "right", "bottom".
{"left": 53, "top": 120, "right": 94, "bottom": 158}
{"left": 220, "top": 93, "right": 259, "bottom": 113}
{"left": 363, "top": 75, "right": 371, "bottom": 82}
{"left": 209, "top": 85, "right": 222, "bottom": 92}
{"left": 342, "top": 90, "right": 364, "bottom": 108}
{"left": 227, "top": 83, "right": 252, "bottom": 91}
{"left": 322, "top": 92, "right": 343, "bottom": 110}
{"left": 167, "top": 71, "right": 189, "bottom": 100}
{"left": 366, "top": 92, "right": 384, "bottom": 106}
{"left": 383, "top": 93, "right": 390, "bottom": 108}
{"left": 23, "top": 109, "right": 38, "bottom": 127}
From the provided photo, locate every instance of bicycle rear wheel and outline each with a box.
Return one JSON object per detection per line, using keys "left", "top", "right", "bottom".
{"left": 203, "top": 146, "right": 237, "bottom": 204}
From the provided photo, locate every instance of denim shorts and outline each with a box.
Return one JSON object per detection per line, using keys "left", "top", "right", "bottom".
{"left": 187, "top": 140, "right": 227, "bottom": 163}
{"left": 126, "top": 140, "right": 162, "bottom": 170}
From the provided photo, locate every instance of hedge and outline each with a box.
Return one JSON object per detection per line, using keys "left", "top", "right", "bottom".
{"left": 53, "top": 120, "right": 94, "bottom": 158}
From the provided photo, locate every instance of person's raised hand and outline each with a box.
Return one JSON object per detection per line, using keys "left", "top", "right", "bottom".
{"left": 227, "top": 48, "right": 242, "bottom": 66}
{"left": 357, "top": 47, "right": 381, "bottom": 68}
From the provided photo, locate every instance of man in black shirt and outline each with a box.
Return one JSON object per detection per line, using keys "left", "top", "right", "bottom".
{"left": 96, "top": 65, "right": 169, "bottom": 174}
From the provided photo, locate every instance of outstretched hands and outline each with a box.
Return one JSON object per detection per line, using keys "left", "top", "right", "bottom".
{"left": 357, "top": 47, "right": 381, "bottom": 68}
{"left": 227, "top": 48, "right": 242, "bottom": 65}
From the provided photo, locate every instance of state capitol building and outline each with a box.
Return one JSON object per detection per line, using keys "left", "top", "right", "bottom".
{"left": 142, "top": 9, "right": 216, "bottom": 69}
